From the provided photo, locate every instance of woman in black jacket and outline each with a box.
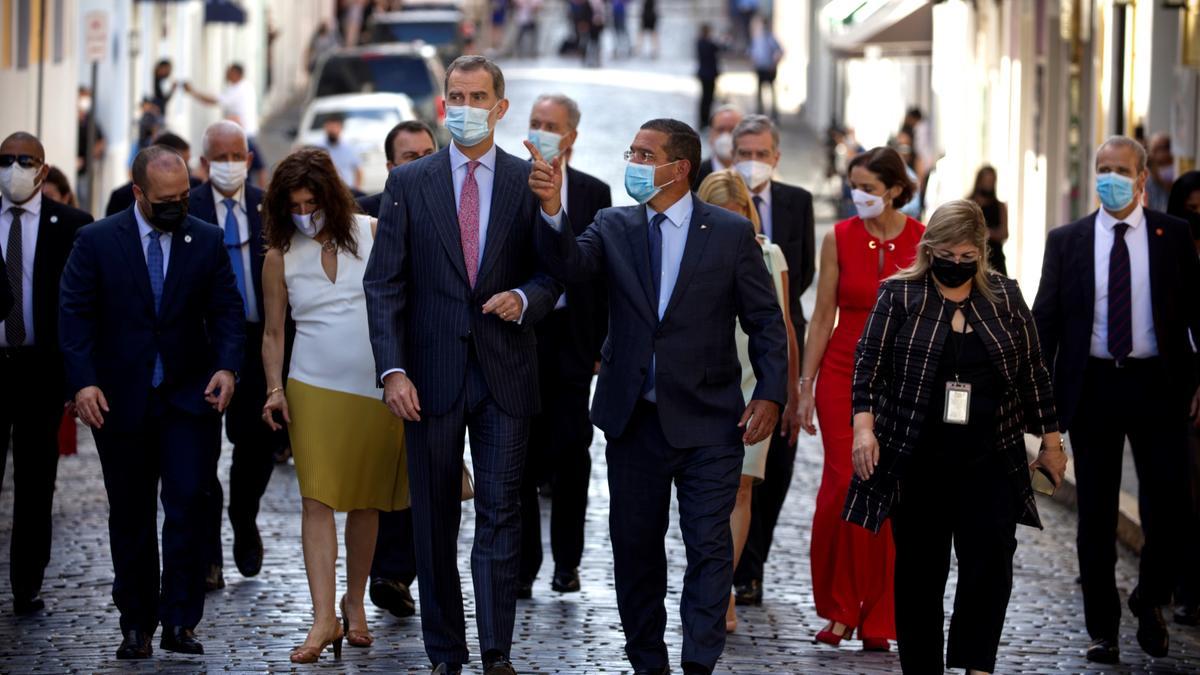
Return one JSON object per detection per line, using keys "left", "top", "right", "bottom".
{"left": 846, "top": 199, "right": 1067, "bottom": 674}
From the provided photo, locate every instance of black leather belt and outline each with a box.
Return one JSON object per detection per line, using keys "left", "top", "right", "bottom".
{"left": 1087, "top": 356, "right": 1161, "bottom": 370}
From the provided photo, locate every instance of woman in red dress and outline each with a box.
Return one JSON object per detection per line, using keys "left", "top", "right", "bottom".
{"left": 798, "top": 147, "right": 923, "bottom": 651}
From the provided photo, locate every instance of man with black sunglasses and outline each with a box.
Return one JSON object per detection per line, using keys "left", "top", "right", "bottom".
{"left": 0, "top": 132, "right": 93, "bottom": 616}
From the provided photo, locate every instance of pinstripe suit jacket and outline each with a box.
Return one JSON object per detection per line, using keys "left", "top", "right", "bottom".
{"left": 363, "top": 144, "right": 562, "bottom": 418}
{"left": 844, "top": 273, "right": 1059, "bottom": 533}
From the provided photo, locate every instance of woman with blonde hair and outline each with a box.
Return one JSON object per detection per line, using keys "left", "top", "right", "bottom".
{"left": 847, "top": 199, "right": 1067, "bottom": 674}
{"left": 697, "top": 168, "right": 801, "bottom": 632}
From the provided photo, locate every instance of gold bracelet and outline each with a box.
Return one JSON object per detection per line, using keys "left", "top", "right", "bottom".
{"left": 266, "top": 386, "right": 284, "bottom": 397}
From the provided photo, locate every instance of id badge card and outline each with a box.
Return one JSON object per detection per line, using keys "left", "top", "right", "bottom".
{"left": 943, "top": 382, "right": 972, "bottom": 425}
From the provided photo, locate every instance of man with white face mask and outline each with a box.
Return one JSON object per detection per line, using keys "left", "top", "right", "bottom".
{"left": 187, "top": 120, "right": 278, "bottom": 592}
{"left": 692, "top": 104, "right": 742, "bottom": 190}
{"left": 0, "top": 131, "right": 93, "bottom": 616}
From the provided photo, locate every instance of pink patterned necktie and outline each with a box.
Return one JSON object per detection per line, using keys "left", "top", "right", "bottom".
{"left": 459, "top": 160, "right": 481, "bottom": 287}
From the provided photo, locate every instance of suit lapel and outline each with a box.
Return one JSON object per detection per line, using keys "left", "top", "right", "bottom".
{"left": 160, "top": 219, "right": 196, "bottom": 315}
{"left": 623, "top": 206, "right": 658, "bottom": 314}
{"left": 1076, "top": 214, "right": 1096, "bottom": 314}
{"left": 247, "top": 187, "right": 265, "bottom": 315}
{"left": 190, "top": 185, "right": 218, "bottom": 225}
{"left": 425, "top": 150, "right": 470, "bottom": 286}
{"left": 478, "top": 147, "right": 518, "bottom": 286}
{"left": 115, "top": 208, "right": 156, "bottom": 312}
{"left": 566, "top": 167, "right": 585, "bottom": 235}
{"left": 1145, "top": 212, "right": 1168, "bottom": 342}
{"left": 662, "top": 196, "right": 714, "bottom": 321}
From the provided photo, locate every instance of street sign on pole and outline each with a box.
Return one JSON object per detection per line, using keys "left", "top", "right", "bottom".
{"left": 83, "top": 10, "right": 108, "bottom": 214}
{"left": 84, "top": 11, "right": 108, "bottom": 64}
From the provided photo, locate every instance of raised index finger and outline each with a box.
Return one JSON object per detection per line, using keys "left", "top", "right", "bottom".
{"left": 523, "top": 139, "right": 545, "bottom": 165}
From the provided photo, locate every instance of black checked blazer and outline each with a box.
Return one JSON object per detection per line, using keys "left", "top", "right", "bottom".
{"left": 363, "top": 145, "right": 563, "bottom": 418}
{"left": 844, "top": 273, "right": 1059, "bottom": 533}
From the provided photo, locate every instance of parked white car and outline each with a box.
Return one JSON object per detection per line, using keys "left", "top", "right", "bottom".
{"left": 296, "top": 93, "right": 418, "bottom": 194}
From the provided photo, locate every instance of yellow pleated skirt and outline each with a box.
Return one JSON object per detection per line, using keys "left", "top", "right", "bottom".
{"left": 286, "top": 378, "right": 409, "bottom": 512}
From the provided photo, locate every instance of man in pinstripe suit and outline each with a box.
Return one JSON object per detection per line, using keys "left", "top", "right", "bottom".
{"left": 363, "top": 56, "right": 562, "bottom": 675}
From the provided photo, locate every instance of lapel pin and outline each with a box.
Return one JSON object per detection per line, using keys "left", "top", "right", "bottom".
{"left": 50, "top": 215, "right": 58, "bottom": 223}
{"left": 1156, "top": 228, "right": 1164, "bottom": 236}
{"left": 184, "top": 234, "right": 193, "bottom": 243}
{"left": 700, "top": 223, "right": 708, "bottom": 230}
{"left": 256, "top": 204, "right": 262, "bottom": 213}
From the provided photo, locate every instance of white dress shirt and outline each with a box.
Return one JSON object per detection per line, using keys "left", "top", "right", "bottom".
{"left": 0, "top": 192, "right": 41, "bottom": 346}
{"left": 751, "top": 181, "right": 774, "bottom": 240}
{"left": 1091, "top": 204, "right": 1158, "bottom": 358}
{"left": 135, "top": 201, "right": 172, "bottom": 277}
{"left": 712, "top": 155, "right": 731, "bottom": 172}
{"left": 219, "top": 79, "right": 259, "bottom": 136}
{"left": 214, "top": 185, "right": 260, "bottom": 322}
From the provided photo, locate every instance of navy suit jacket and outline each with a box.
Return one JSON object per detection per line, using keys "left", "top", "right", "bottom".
{"left": 188, "top": 182, "right": 266, "bottom": 320}
{"left": 356, "top": 191, "right": 385, "bottom": 218}
{"left": 535, "top": 194, "right": 789, "bottom": 448}
{"left": 1032, "top": 209, "right": 1200, "bottom": 430}
{"left": 59, "top": 207, "right": 245, "bottom": 432}
{"left": 364, "top": 144, "right": 563, "bottom": 418}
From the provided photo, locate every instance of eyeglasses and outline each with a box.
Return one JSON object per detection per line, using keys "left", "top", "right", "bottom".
{"left": 0, "top": 154, "right": 42, "bottom": 169}
{"left": 623, "top": 149, "right": 660, "bottom": 164}
{"left": 931, "top": 249, "right": 980, "bottom": 264}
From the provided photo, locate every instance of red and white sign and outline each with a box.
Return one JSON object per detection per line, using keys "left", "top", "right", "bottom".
{"left": 84, "top": 11, "right": 108, "bottom": 64}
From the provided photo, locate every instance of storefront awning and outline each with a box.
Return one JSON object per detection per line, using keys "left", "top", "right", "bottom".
{"left": 204, "top": 0, "right": 247, "bottom": 24}
{"left": 821, "top": 0, "right": 932, "bottom": 58}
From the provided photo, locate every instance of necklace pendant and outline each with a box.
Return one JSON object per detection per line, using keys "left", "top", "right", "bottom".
{"left": 321, "top": 239, "right": 337, "bottom": 253}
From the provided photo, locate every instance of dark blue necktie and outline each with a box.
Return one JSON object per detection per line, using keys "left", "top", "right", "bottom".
{"left": 5, "top": 207, "right": 25, "bottom": 345}
{"left": 643, "top": 212, "right": 668, "bottom": 397}
{"left": 1107, "top": 222, "right": 1132, "bottom": 362}
{"left": 147, "top": 230, "right": 165, "bottom": 387}
{"left": 223, "top": 198, "right": 249, "bottom": 319}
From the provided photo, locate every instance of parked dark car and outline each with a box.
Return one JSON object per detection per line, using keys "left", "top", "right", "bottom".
{"left": 364, "top": 9, "right": 467, "bottom": 65}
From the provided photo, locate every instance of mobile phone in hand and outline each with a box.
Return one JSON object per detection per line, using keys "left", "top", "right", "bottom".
{"left": 1031, "top": 466, "right": 1056, "bottom": 496}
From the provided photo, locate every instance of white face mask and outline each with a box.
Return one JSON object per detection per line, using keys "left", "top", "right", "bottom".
{"left": 735, "top": 160, "right": 773, "bottom": 191}
{"left": 852, "top": 188, "right": 887, "bottom": 219}
{"left": 209, "top": 161, "right": 248, "bottom": 194}
{"left": 291, "top": 211, "right": 323, "bottom": 238}
{"left": 713, "top": 133, "right": 734, "bottom": 162}
{"left": 0, "top": 165, "right": 41, "bottom": 204}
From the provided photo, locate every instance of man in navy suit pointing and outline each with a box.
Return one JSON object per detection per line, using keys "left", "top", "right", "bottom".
{"left": 527, "top": 119, "right": 788, "bottom": 675}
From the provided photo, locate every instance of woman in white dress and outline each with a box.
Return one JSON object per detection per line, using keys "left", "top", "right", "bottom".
{"left": 697, "top": 169, "right": 800, "bottom": 633}
{"left": 260, "top": 148, "right": 407, "bottom": 663}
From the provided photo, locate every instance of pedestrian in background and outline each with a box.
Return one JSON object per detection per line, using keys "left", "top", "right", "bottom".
{"left": 514, "top": 0, "right": 541, "bottom": 58}
{"left": 357, "top": 120, "right": 438, "bottom": 219}
{"left": 1, "top": 133, "right": 92, "bottom": 617}
{"left": 76, "top": 87, "right": 105, "bottom": 211}
{"left": 696, "top": 168, "right": 801, "bottom": 634}
{"left": 850, "top": 199, "right": 1065, "bottom": 673}
{"left": 696, "top": 24, "right": 722, "bottom": 132}
{"left": 184, "top": 63, "right": 260, "bottom": 139}
{"left": 798, "top": 146, "right": 921, "bottom": 651}
{"left": 1146, "top": 133, "right": 1173, "bottom": 213}
{"left": 693, "top": 104, "right": 742, "bottom": 189}
{"left": 749, "top": 16, "right": 782, "bottom": 121}
{"left": 638, "top": 0, "right": 659, "bottom": 59}
{"left": 188, "top": 121, "right": 280, "bottom": 591}
{"left": 42, "top": 166, "right": 79, "bottom": 209}
{"left": 517, "top": 93, "right": 612, "bottom": 601}
{"left": 59, "top": 145, "right": 244, "bottom": 659}
{"left": 315, "top": 114, "right": 364, "bottom": 193}
{"left": 151, "top": 59, "right": 177, "bottom": 118}
{"left": 1032, "top": 136, "right": 1200, "bottom": 664}
{"left": 968, "top": 165, "right": 1008, "bottom": 276}
{"left": 106, "top": 133, "right": 203, "bottom": 217}
{"left": 891, "top": 130, "right": 922, "bottom": 220}
{"left": 259, "top": 148, "right": 408, "bottom": 664}
{"left": 610, "top": 0, "right": 632, "bottom": 58}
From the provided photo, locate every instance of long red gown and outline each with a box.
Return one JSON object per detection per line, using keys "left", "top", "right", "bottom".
{"left": 810, "top": 215, "right": 923, "bottom": 640}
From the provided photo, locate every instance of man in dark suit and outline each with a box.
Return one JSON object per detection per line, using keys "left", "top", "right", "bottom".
{"left": 516, "top": 93, "right": 611, "bottom": 599}
{"left": 357, "top": 119, "right": 438, "bottom": 619}
{"left": 188, "top": 120, "right": 280, "bottom": 591}
{"left": 691, "top": 105, "right": 742, "bottom": 190}
{"left": 105, "top": 132, "right": 202, "bottom": 217}
{"left": 727, "top": 114, "right": 816, "bottom": 605}
{"left": 528, "top": 118, "right": 788, "bottom": 675}
{"left": 357, "top": 120, "right": 438, "bottom": 218}
{"left": 60, "top": 145, "right": 244, "bottom": 659}
{"left": 0, "top": 132, "right": 93, "bottom": 615}
{"left": 696, "top": 23, "right": 722, "bottom": 131}
{"left": 363, "top": 56, "right": 562, "bottom": 675}
{"left": 1032, "top": 135, "right": 1200, "bottom": 664}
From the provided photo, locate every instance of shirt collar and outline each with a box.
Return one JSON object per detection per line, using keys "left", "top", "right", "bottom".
{"left": 1096, "top": 203, "right": 1145, "bottom": 232}
{"left": 647, "top": 193, "right": 694, "bottom": 229}
{"left": 450, "top": 141, "right": 497, "bottom": 174}
{"left": 712, "top": 155, "right": 731, "bottom": 171}
{"left": 212, "top": 184, "right": 245, "bottom": 211}
{"left": 2, "top": 190, "right": 43, "bottom": 219}
{"left": 752, "top": 182, "right": 773, "bottom": 204}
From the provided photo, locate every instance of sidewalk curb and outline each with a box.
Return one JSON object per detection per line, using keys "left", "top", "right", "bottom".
{"left": 1025, "top": 437, "right": 1143, "bottom": 554}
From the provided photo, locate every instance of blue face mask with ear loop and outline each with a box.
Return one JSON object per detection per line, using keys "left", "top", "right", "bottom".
{"left": 1096, "top": 171, "right": 1137, "bottom": 212}
{"left": 624, "top": 160, "right": 678, "bottom": 204}
{"left": 445, "top": 101, "right": 500, "bottom": 147}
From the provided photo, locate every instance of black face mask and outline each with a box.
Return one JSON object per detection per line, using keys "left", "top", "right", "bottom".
{"left": 930, "top": 256, "right": 977, "bottom": 288}
{"left": 326, "top": 132, "right": 340, "bottom": 145}
{"left": 142, "top": 197, "right": 189, "bottom": 233}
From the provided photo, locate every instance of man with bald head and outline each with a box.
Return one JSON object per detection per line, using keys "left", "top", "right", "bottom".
{"left": 188, "top": 120, "right": 279, "bottom": 590}
{"left": 0, "top": 131, "right": 93, "bottom": 616}
{"left": 60, "top": 145, "right": 244, "bottom": 659}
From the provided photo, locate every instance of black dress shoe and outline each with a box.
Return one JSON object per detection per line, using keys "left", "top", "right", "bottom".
{"left": 1175, "top": 602, "right": 1200, "bottom": 626}
{"left": 431, "top": 663, "right": 462, "bottom": 675}
{"left": 484, "top": 650, "right": 517, "bottom": 675}
{"left": 551, "top": 567, "right": 581, "bottom": 593}
{"left": 160, "top": 625, "right": 204, "bottom": 655}
{"left": 204, "top": 564, "right": 225, "bottom": 592}
{"left": 682, "top": 663, "right": 711, "bottom": 675}
{"left": 370, "top": 578, "right": 416, "bottom": 617}
{"left": 1129, "top": 589, "right": 1169, "bottom": 657}
{"left": 633, "top": 667, "right": 670, "bottom": 675}
{"left": 516, "top": 580, "right": 533, "bottom": 600}
{"left": 13, "top": 595, "right": 45, "bottom": 615}
{"left": 233, "top": 522, "right": 264, "bottom": 577}
{"left": 116, "top": 628, "right": 154, "bottom": 659}
{"left": 1086, "top": 637, "right": 1120, "bottom": 664}
{"left": 733, "top": 579, "right": 762, "bottom": 606}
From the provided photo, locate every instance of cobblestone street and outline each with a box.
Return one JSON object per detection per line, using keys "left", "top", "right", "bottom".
{"left": 1, "top": 417, "right": 1199, "bottom": 673}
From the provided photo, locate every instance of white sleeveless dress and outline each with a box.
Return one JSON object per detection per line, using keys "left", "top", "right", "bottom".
{"left": 284, "top": 215, "right": 407, "bottom": 511}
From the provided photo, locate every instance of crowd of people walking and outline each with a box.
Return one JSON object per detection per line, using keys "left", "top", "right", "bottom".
{"left": 5, "top": 48, "right": 1200, "bottom": 675}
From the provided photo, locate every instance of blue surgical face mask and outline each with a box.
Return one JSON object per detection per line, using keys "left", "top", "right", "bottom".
{"left": 1096, "top": 172, "right": 1137, "bottom": 212}
{"left": 528, "top": 128, "right": 565, "bottom": 164}
{"left": 445, "top": 101, "right": 500, "bottom": 147}
{"left": 624, "top": 160, "right": 677, "bottom": 204}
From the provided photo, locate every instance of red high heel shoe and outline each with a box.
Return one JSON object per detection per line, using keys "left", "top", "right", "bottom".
{"left": 862, "top": 637, "right": 891, "bottom": 652}
{"left": 813, "top": 622, "right": 851, "bottom": 646}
